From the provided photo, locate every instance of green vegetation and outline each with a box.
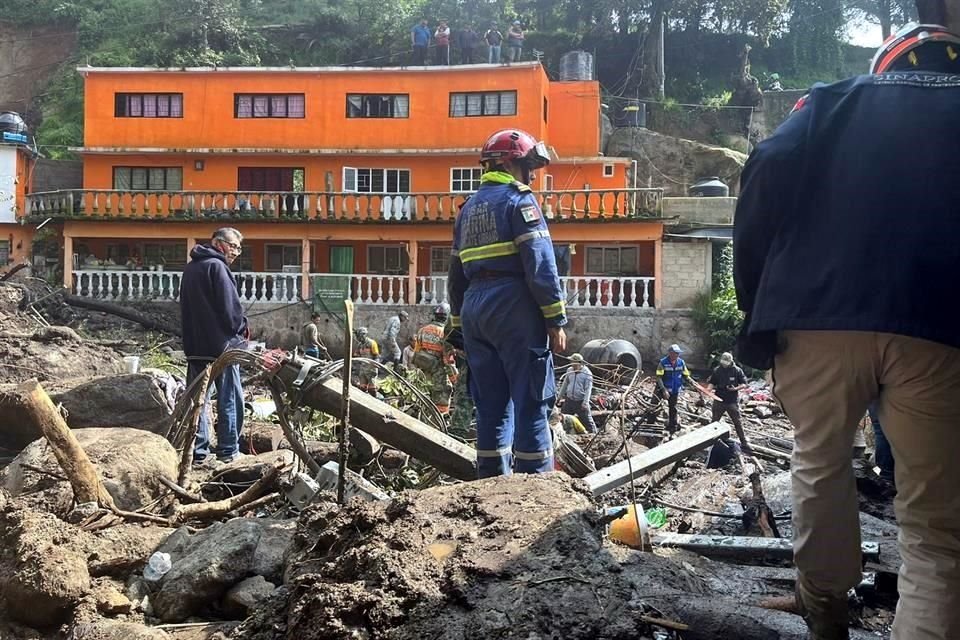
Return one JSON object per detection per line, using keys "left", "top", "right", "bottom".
{"left": 693, "top": 242, "right": 743, "bottom": 364}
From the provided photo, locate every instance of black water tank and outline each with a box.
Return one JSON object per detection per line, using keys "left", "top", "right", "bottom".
{"left": 0, "top": 112, "right": 28, "bottom": 136}
{"left": 689, "top": 176, "right": 729, "bottom": 197}
{"left": 580, "top": 339, "right": 642, "bottom": 371}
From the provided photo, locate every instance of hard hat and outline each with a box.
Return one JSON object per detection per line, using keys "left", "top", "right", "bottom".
{"left": 480, "top": 129, "right": 551, "bottom": 171}
{"left": 513, "top": 20, "right": 521, "bottom": 25}
{"left": 433, "top": 302, "right": 450, "bottom": 320}
{"left": 569, "top": 353, "right": 584, "bottom": 363}
{"left": 769, "top": 73, "right": 780, "bottom": 80}
{"left": 720, "top": 352, "right": 734, "bottom": 366}
{"left": 668, "top": 344, "right": 682, "bottom": 354}
{"left": 870, "top": 23, "right": 960, "bottom": 74}
{"left": 355, "top": 327, "right": 368, "bottom": 338}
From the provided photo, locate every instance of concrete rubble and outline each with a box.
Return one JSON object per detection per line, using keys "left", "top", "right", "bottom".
{"left": 0, "top": 279, "right": 899, "bottom": 639}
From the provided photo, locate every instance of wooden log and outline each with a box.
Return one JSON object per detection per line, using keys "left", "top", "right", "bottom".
{"left": 0, "top": 380, "right": 115, "bottom": 509}
{"left": 583, "top": 422, "right": 730, "bottom": 497}
{"left": 0, "top": 262, "right": 29, "bottom": 282}
{"left": 276, "top": 358, "right": 477, "bottom": 480}
{"left": 172, "top": 463, "right": 282, "bottom": 524}
{"left": 62, "top": 293, "right": 182, "bottom": 336}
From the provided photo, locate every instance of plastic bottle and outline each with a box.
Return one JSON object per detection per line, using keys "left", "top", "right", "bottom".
{"left": 142, "top": 552, "right": 172, "bottom": 581}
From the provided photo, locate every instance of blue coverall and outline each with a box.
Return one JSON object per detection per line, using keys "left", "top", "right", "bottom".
{"left": 448, "top": 171, "right": 567, "bottom": 478}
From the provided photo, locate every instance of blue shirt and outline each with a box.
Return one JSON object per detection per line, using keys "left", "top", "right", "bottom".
{"left": 656, "top": 356, "right": 690, "bottom": 395}
{"left": 412, "top": 25, "right": 431, "bottom": 47}
{"left": 448, "top": 171, "right": 566, "bottom": 329}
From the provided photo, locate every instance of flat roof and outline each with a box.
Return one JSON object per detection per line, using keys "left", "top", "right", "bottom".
{"left": 71, "top": 146, "right": 483, "bottom": 156}
{"left": 77, "top": 62, "right": 543, "bottom": 75}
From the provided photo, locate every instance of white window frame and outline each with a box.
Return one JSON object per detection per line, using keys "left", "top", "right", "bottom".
{"left": 264, "top": 243, "right": 303, "bottom": 272}
{"left": 584, "top": 244, "right": 641, "bottom": 276}
{"left": 449, "top": 90, "right": 518, "bottom": 117}
{"left": 603, "top": 163, "right": 615, "bottom": 178}
{"left": 450, "top": 167, "right": 483, "bottom": 193}
{"left": 342, "top": 167, "right": 412, "bottom": 193}
{"left": 430, "top": 246, "right": 453, "bottom": 274}
{"left": 367, "top": 244, "right": 408, "bottom": 275}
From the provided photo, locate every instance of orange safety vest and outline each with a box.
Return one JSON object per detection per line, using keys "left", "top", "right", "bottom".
{"left": 415, "top": 323, "right": 445, "bottom": 356}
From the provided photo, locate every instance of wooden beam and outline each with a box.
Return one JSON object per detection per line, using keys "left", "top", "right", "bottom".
{"left": 584, "top": 422, "right": 729, "bottom": 497}
{"left": 652, "top": 532, "right": 881, "bottom": 563}
{"left": 276, "top": 359, "right": 477, "bottom": 480}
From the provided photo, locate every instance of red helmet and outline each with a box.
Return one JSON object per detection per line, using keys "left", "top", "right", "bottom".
{"left": 870, "top": 22, "right": 960, "bottom": 74}
{"left": 480, "top": 129, "right": 551, "bottom": 170}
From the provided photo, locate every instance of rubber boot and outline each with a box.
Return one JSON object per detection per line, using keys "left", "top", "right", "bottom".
{"left": 796, "top": 581, "right": 850, "bottom": 640}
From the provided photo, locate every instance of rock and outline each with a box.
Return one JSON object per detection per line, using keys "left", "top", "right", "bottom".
{"left": 87, "top": 525, "right": 172, "bottom": 578}
{"left": 606, "top": 128, "right": 747, "bottom": 197}
{"left": 94, "top": 583, "right": 133, "bottom": 615}
{"left": 125, "top": 575, "right": 153, "bottom": 606}
{"left": 1, "top": 427, "right": 179, "bottom": 513}
{"left": 241, "top": 421, "right": 283, "bottom": 454}
{"left": 70, "top": 620, "right": 171, "bottom": 640}
{"left": 601, "top": 112, "right": 614, "bottom": 154}
{"left": 251, "top": 520, "right": 296, "bottom": 583}
{"left": 0, "top": 508, "right": 91, "bottom": 627}
{"left": 753, "top": 405, "right": 773, "bottom": 419}
{"left": 222, "top": 576, "right": 276, "bottom": 618}
{"left": 150, "top": 518, "right": 284, "bottom": 622}
{"left": 52, "top": 373, "right": 182, "bottom": 434}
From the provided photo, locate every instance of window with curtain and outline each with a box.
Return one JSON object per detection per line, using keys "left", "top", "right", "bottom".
{"left": 234, "top": 94, "right": 306, "bottom": 118}
{"left": 346, "top": 94, "right": 410, "bottom": 118}
{"left": 115, "top": 94, "right": 183, "bottom": 118}
{"left": 113, "top": 167, "right": 183, "bottom": 191}
{"left": 449, "top": 91, "right": 518, "bottom": 117}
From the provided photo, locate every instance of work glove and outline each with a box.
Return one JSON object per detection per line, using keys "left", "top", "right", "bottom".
{"left": 445, "top": 327, "right": 465, "bottom": 351}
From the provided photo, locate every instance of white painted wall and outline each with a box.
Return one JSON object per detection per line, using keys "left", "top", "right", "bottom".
{"left": 0, "top": 146, "right": 17, "bottom": 223}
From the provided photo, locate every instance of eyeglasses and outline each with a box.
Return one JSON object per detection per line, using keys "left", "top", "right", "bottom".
{"left": 221, "top": 240, "right": 242, "bottom": 253}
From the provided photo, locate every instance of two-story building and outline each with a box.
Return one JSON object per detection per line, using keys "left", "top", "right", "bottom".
{"left": 27, "top": 62, "right": 667, "bottom": 313}
{"left": 1, "top": 112, "right": 38, "bottom": 268}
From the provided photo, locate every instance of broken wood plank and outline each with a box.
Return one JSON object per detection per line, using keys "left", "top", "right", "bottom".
{"left": 276, "top": 358, "right": 477, "bottom": 480}
{"left": 583, "top": 422, "right": 729, "bottom": 497}
{"left": 652, "top": 532, "right": 880, "bottom": 562}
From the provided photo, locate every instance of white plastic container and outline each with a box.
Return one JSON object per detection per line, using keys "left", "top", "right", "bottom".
{"left": 123, "top": 356, "right": 140, "bottom": 374}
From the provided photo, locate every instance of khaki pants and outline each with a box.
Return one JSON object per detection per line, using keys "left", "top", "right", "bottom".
{"left": 773, "top": 331, "right": 960, "bottom": 640}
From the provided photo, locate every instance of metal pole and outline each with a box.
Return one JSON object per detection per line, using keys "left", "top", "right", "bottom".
{"left": 338, "top": 299, "right": 355, "bottom": 505}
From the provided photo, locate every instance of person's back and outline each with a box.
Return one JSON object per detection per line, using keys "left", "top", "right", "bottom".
{"left": 180, "top": 244, "right": 246, "bottom": 359}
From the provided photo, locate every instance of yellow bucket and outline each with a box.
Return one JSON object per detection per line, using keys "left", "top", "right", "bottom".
{"left": 606, "top": 504, "right": 652, "bottom": 551}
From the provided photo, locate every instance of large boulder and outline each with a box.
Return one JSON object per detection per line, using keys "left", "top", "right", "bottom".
{"left": 152, "top": 518, "right": 295, "bottom": 623}
{"left": 1, "top": 428, "right": 179, "bottom": 513}
{"left": 607, "top": 127, "right": 747, "bottom": 197}
{"left": 52, "top": 372, "right": 183, "bottom": 434}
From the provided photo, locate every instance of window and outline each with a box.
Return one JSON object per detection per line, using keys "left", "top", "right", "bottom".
{"left": 235, "top": 94, "right": 306, "bottom": 118}
{"left": 585, "top": 246, "right": 640, "bottom": 275}
{"left": 430, "top": 246, "right": 452, "bottom": 274}
{"left": 603, "top": 163, "right": 615, "bottom": 178}
{"left": 343, "top": 168, "right": 411, "bottom": 193}
{"left": 449, "top": 91, "right": 517, "bottom": 117}
{"left": 346, "top": 94, "right": 409, "bottom": 118}
{"left": 112, "top": 167, "right": 183, "bottom": 191}
{"left": 265, "top": 244, "right": 302, "bottom": 272}
{"left": 367, "top": 245, "right": 408, "bottom": 275}
{"left": 450, "top": 168, "right": 482, "bottom": 192}
{"left": 115, "top": 93, "right": 183, "bottom": 118}
{"left": 0, "top": 240, "right": 9, "bottom": 264}
{"left": 143, "top": 243, "right": 187, "bottom": 266}
{"left": 543, "top": 97, "right": 548, "bottom": 123}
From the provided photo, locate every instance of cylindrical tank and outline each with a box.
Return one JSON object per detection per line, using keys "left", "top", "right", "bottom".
{"left": 689, "top": 176, "right": 729, "bottom": 197}
{"left": 559, "top": 50, "right": 595, "bottom": 81}
{"left": 0, "top": 112, "right": 28, "bottom": 136}
{"left": 580, "top": 339, "right": 642, "bottom": 371}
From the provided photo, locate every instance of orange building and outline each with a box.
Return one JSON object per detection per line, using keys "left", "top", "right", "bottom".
{"left": 27, "top": 62, "right": 665, "bottom": 309}
{"left": 0, "top": 137, "right": 38, "bottom": 270}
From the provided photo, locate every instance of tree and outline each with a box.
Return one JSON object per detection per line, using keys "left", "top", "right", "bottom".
{"left": 849, "top": 0, "right": 915, "bottom": 39}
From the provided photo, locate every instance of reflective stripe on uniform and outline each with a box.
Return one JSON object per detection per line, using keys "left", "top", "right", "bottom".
{"left": 514, "top": 229, "right": 551, "bottom": 245}
{"left": 514, "top": 448, "right": 554, "bottom": 461}
{"left": 540, "top": 300, "right": 565, "bottom": 319}
{"left": 459, "top": 241, "right": 520, "bottom": 263}
{"left": 450, "top": 315, "right": 462, "bottom": 328}
{"left": 476, "top": 446, "right": 513, "bottom": 458}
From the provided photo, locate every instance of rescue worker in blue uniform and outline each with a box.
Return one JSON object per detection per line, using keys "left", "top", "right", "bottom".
{"left": 734, "top": 15, "right": 960, "bottom": 640}
{"left": 655, "top": 344, "right": 692, "bottom": 434}
{"left": 447, "top": 128, "right": 567, "bottom": 479}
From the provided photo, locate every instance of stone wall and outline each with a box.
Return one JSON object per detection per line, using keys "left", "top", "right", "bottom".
{"left": 660, "top": 240, "right": 712, "bottom": 309}
{"left": 0, "top": 22, "right": 77, "bottom": 118}
{"left": 248, "top": 303, "right": 706, "bottom": 367}
{"left": 662, "top": 197, "right": 736, "bottom": 225}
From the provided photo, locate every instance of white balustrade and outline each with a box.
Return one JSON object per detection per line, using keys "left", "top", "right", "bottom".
{"left": 561, "top": 276, "right": 654, "bottom": 308}
{"left": 416, "top": 276, "right": 449, "bottom": 305}
{"left": 72, "top": 270, "right": 181, "bottom": 301}
{"left": 350, "top": 274, "right": 408, "bottom": 305}
{"left": 233, "top": 272, "right": 302, "bottom": 304}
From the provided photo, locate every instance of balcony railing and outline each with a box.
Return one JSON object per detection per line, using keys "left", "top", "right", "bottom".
{"left": 29, "top": 188, "right": 663, "bottom": 222}
{"left": 70, "top": 270, "right": 654, "bottom": 308}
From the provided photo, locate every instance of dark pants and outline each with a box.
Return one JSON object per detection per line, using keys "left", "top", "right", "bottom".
{"left": 413, "top": 45, "right": 427, "bottom": 65}
{"left": 305, "top": 347, "right": 320, "bottom": 358}
{"left": 655, "top": 387, "right": 680, "bottom": 432}
{"left": 561, "top": 401, "right": 597, "bottom": 433}
{"left": 712, "top": 400, "right": 752, "bottom": 452}
{"left": 869, "top": 400, "right": 895, "bottom": 481}
{"left": 435, "top": 44, "right": 449, "bottom": 65}
{"left": 461, "top": 47, "right": 475, "bottom": 64}
{"left": 187, "top": 360, "right": 244, "bottom": 461}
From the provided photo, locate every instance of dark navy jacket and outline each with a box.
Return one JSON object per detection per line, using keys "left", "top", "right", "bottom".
{"left": 735, "top": 71, "right": 960, "bottom": 352}
{"left": 180, "top": 244, "right": 248, "bottom": 359}
{"left": 448, "top": 171, "right": 567, "bottom": 329}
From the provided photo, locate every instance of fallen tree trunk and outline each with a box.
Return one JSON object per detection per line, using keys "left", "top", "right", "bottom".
{"left": 62, "top": 293, "right": 181, "bottom": 336}
{"left": 0, "top": 262, "right": 29, "bottom": 282}
{"left": 172, "top": 463, "right": 282, "bottom": 524}
{"left": 0, "top": 380, "right": 115, "bottom": 509}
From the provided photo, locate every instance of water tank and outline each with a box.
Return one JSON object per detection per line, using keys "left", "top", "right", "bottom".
{"left": 580, "top": 339, "right": 642, "bottom": 371}
{"left": 0, "top": 112, "right": 29, "bottom": 144}
{"left": 689, "top": 176, "right": 729, "bottom": 197}
{"left": 559, "top": 50, "right": 594, "bottom": 81}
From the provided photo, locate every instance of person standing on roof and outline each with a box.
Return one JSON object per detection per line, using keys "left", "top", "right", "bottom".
{"left": 411, "top": 19, "right": 431, "bottom": 65}
{"left": 506, "top": 21, "right": 524, "bottom": 62}
{"left": 485, "top": 22, "right": 503, "bottom": 63}
{"left": 434, "top": 20, "right": 451, "bottom": 65}
{"left": 558, "top": 353, "right": 597, "bottom": 434}
{"left": 351, "top": 327, "right": 380, "bottom": 395}
{"left": 734, "top": 9, "right": 960, "bottom": 638}
{"left": 705, "top": 352, "right": 751, "bottom": 453}
{"left": 413, "top": 303, "right": 454, "bottom": 413}
{"left": 655, "top": 344, "right": 692, "bottom": 434}
{"left": 379, "top": 310, "right": 408, "bottom": 367}
{"left": 180, "top": 227, "right": 248, "bottom": 465}
{"left": 447, "top": 128, "right": 566, "bottom": 478}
